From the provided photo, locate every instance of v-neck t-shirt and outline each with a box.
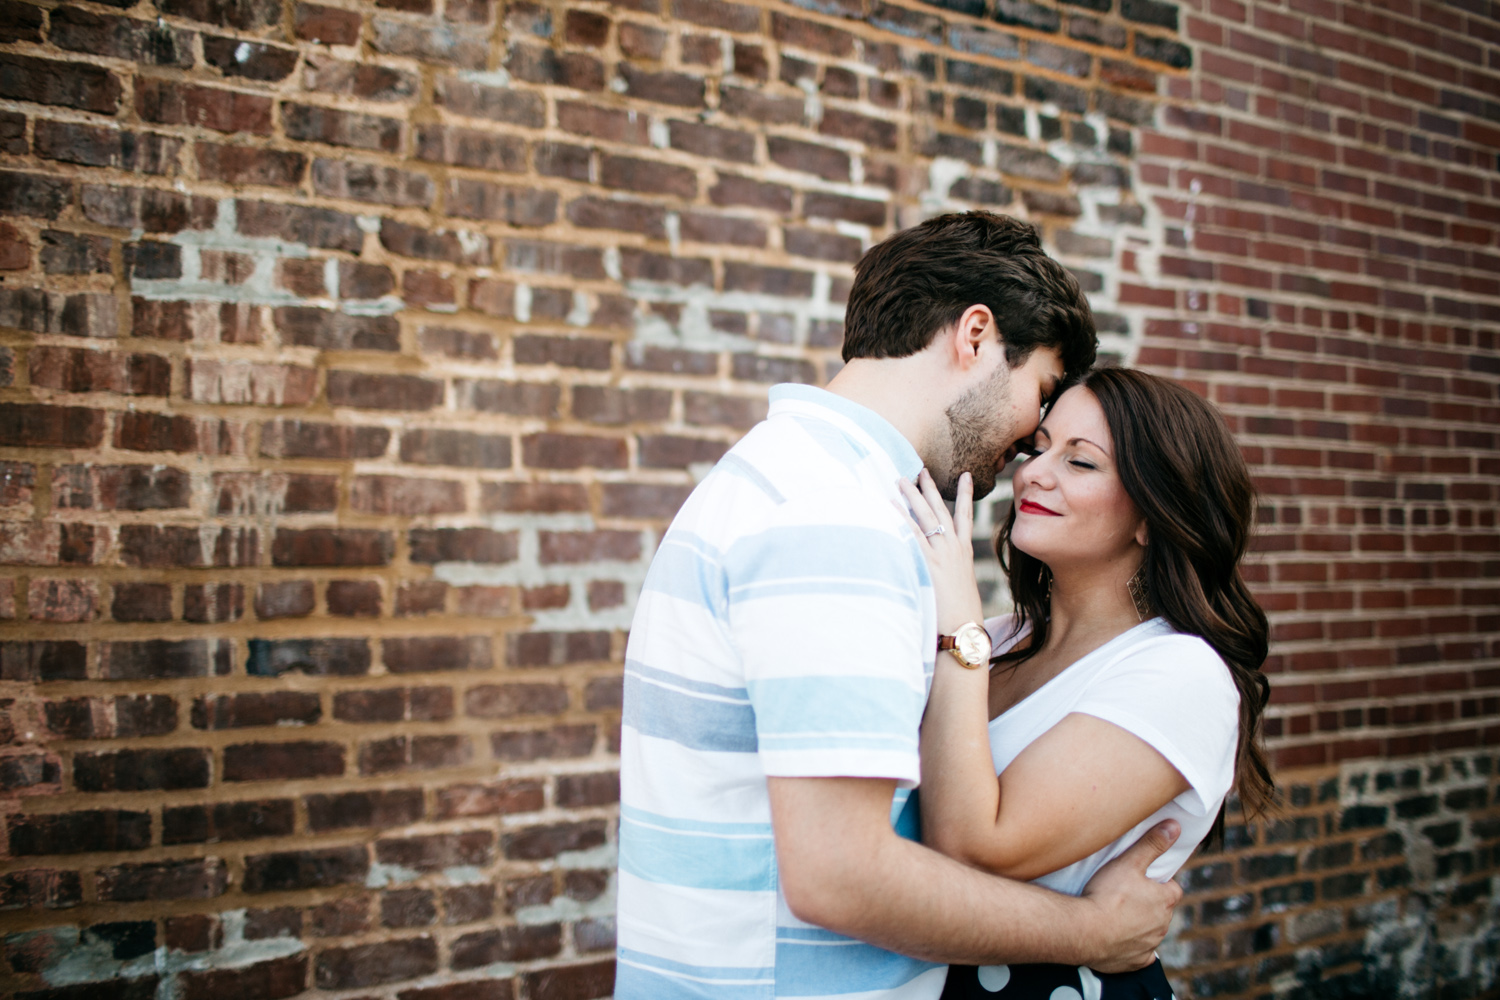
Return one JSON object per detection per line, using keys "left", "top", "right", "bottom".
{"left": 983, "top": 615, "right": 1241, "bottom": 896}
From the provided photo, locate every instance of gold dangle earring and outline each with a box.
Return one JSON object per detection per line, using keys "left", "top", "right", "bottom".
{"left": 1126, "top": 568, "right": 1150, "bottom": 622}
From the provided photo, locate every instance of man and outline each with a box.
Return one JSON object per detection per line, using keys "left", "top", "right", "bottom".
{"left": 615, "top": 212, "right": 1182, "bottom": 997}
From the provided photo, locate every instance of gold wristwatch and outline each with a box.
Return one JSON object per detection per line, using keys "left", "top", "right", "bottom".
{"left": 938, "top": 622, "right": 992, "bottom": 669}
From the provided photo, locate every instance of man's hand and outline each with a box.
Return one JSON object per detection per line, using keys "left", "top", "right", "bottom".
{"left": 1078, "top": 821, "right": 1183, "bottom": 973}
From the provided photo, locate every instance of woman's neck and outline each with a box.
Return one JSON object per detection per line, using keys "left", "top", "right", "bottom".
{"left": 1042, "top": 561, "right": 1144, "bottom": 654}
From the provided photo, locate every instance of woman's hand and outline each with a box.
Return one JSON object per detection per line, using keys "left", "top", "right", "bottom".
{"left": 897, "top": 469, "right": 985, "bottom": 633}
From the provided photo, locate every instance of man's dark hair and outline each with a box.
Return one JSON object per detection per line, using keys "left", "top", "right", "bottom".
{"left": 841, "top": 211, "right": 1097, "bottom": 379}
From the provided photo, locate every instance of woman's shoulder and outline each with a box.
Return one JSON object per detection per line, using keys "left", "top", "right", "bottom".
{"left": 1110, "top": 621, "right": 1238, "bottom": 694}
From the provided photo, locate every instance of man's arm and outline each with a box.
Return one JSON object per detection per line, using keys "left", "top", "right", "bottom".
{"left": 769, "top": 775, "right": 1181, "bottom": 971}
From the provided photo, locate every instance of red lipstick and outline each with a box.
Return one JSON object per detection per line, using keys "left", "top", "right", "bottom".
{"left": 1018, "top": 499, "right": 1061, "bottom": 516}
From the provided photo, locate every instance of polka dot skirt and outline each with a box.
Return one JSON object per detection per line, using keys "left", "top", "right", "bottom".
{"left": 941, "top": 959, "right": 1175, "bottom": 1000}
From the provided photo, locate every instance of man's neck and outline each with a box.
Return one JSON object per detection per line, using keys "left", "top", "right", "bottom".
{"left": 825, "top": 357, "right": 944, "bottom": 466}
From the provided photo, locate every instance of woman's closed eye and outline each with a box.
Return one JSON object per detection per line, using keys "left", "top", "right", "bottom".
{"left": 1068, "top": 458, "right": 1097, "bottom": 471}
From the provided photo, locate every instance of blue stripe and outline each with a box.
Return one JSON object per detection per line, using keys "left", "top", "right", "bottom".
{"left": 616, "top": 954, "right": 772, "bottom": 999}
{"left": 619, "top": 948, "right": 774, "bottom": 981}
{"left": 748, "top": 676, "right": 924, "bottom": 740}
{"left": 627, "top": 659, "right": 749, "bottom": 701}
{"left": 621, "top": 805, "right": 771, "bottom": 836}
{"left": 770, "top": 384, "right": 923, "bottom": 479}
{"left": 772, "top": 937, "right": 940, "bottom": 996}
{"left": 787, "top": 413, "right": 869, "bottom": 463}
{"left": 724, "top": 526, "right": 919, "bottom": 598}
{"left": 719, "top": 452, "right": 787, "bottom": 503}
{"left": 620, "top": 811, "right": 776, "bottom": 891}
{"left": 731, "top": 578, "right": 920, "bottom": 610}
{"left": 623, "top": 670, "right": 758, "bottom": 753}
{"left": 759, "top": 733, "right": 917, "bottom": 752}
{"left": 641, "top": 532, "right": 730, "bottom": 618}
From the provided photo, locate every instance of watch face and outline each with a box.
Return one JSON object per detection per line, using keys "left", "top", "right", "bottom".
{"left": 956, "top": 624, "right": 991, "bottom": 667}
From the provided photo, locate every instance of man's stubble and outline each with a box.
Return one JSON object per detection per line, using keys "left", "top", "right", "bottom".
{"left": 936, "top": 360, "right": 1017, "bottom": 502}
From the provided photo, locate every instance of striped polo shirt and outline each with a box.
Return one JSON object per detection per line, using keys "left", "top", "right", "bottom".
{"left": 616, "top": 383, "right": 945, "bottom": 999}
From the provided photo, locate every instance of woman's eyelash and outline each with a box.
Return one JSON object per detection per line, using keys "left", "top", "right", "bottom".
{"left": 1069, "top": 459, "right": 1096, "bottom": 470}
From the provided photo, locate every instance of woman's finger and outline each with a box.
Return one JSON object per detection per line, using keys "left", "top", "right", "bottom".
{"left": 895, "top": 480, "right": 938, "bottom": 538}
{"left": 917, "top": 468, "right": 955, "bottom": 533}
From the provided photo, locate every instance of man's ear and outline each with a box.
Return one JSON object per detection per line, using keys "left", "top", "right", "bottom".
{"left": 949, "top": 304, "right": 996, "bottom": 370}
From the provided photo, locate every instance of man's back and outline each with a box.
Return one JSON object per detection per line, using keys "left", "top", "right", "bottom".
{"left": 616, "top": 385, "right": 945, "bottom": 999}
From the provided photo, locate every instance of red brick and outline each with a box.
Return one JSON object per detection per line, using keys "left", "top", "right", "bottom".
{"left": 273, "top": 528, "right": 394, "bottom": 567}
{"left": 521, "top": 433, "right": 628, "bottom": 470}
{"left": 137, "top": 77, "right": 272, "bottom": 133}
{"left": 296, "top": 3, "right": 361, "bottom": 43}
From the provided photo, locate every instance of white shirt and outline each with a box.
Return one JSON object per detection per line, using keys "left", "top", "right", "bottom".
{"left": 985, "top": 615, "right": 1241, "bottom": 895}
{"left": 617, "top": 384, "right": 945, "bottom": 1000}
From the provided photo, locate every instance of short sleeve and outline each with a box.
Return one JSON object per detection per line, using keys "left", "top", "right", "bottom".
{"left": 724, "top": 488, "right": 930, "bottom": 786}
{"left": 1070, "top": 635, "right": 1240, "bottom": 816}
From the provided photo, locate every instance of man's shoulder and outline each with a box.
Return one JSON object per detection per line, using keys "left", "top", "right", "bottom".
{"left": 726, "top": 412, "right": 875, "bottom": 498}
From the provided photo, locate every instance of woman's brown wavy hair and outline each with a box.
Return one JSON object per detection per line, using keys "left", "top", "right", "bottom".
{"left": 994, "top": 366, "right": 1273, "bottom": 839}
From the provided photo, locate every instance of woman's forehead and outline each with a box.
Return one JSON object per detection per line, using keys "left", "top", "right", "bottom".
{"left": 1040, "top": 387, "right": 1112, "bottom": 447}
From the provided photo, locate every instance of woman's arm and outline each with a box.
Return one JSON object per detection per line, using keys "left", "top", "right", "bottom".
{"left": 926, "top": 709, "right": 1189, "bottom": 880}
{"left": 899, "top": 471, "right": 1190, "bottom": 880}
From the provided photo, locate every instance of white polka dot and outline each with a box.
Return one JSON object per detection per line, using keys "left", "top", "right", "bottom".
{"left": 976, "top": 965, "right": 1011, "bottom": 991}
{"left": 1079, "top": 967, "right": 1102, "bottom": 1000}
{"left": 1049, "top": 988, "right": 1083, "bottom": 1000}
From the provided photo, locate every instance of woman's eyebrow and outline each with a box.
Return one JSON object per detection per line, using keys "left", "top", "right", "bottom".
{"left": 1068, "top": 436, "right": 1109, "bottom": 455}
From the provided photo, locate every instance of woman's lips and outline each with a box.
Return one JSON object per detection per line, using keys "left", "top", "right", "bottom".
{"left": 1018, "top": 499, "right": 1061, "bottom": 516}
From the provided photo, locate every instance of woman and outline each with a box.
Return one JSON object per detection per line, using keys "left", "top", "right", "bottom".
{"left": 898, "top": 366, "right": 1272, "bottom": 999}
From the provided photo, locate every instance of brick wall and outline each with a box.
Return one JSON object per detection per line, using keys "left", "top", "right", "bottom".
{"left": 0, "top": 0, "right": 1494, "bottom": 995}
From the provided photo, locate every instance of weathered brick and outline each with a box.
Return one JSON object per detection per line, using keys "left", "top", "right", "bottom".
{"left": 502, "top": 819, "right": 607, "bottom": 860}
{"left": 377, "top": 830, "right": 493, "bottom": 871}
{"left": 237, "top": 200, "right": 363, "bottom": 251}
{"left": 521, "top": 433, "right": 628, "bottom": 470}
{"left": 193, "top": 691, "right": 322, "bottom": 729}
{"left": 8, "top": 810, "right": 152, "bottom": 855}
{"left": 352, "top": 475, "right": 466, "bottom": 515}
{"left": 224, "top": 740, "right": 345, "bottom": 781}
{"left": 243, "top": 638, "right": 371, "bottom": 679}
{"left": 447, "top": 179, "right": 558, "bottom": 225}
{"left": 437, "top": 780, "right": 544, "bottom": 819}
{"left": 272, "top": 528, "right": 394, "bottom": 566}
{"left": 260, "top": 420, "right": 391, "bottom": 459}
{"left": 96, "top": 859, "right": 227, "bottom": 902}
{"left": 179, "top": 956, "right": 307, "bottom": 1000}
{"left": 27, "top": 579, "right": 98, "bottom": 622}
{"left": 312, "top": 158, "right": 434, "bottom": 206}
{"left": 465, "top": 683, "right": 569, "bottom": 718}
{"left": 522, "top": 960, "right": 615, "bottom": 1000}
{"left": 452, "top": 924, "right": 562, "bottom": 969}
{"left": 137, "top": 77, "right": 272, "bottom": 133}
{"left": 0, "top": 170, "right": 71, "bottom": 219}
{"left": 162, "top": 799, "right": 296, "bottom": 844}
{"left": 401, "top": 428, "right": 512, "bottom": 468}
{"left": 306, "top": 788, "right": 425, "bottom": 831}
{"left": 30, "top": 349, "right": 167, "bottom": 397}
{"left": 327, "top": 579, "right": 382, "bottom": 617}
{"left": 383, "top": 635, "right": 494, "bottom": 673}
{"left": 74, "top": 748, "right": 210, "bottom": 791}
{"left": 0, "top": 53, "right": 121, "bottom": 112}
{"left": 0, "top": 868, "right": 83, "bottom": 911}
{"left": 599, "top": 482, "right": 693, "bottom": 518}
{"left": 243, "top": 846, "right": 367, "bottom": 892}
{"left": 100, "top": 639, "right": 232, "bottom": 680}
{"left": 315, "top": 937, "right": 438, "bottom": 990}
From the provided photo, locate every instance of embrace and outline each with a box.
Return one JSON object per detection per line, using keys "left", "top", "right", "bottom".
{"left": 614, "top": 211, "right": 1273, "bottom": 1000}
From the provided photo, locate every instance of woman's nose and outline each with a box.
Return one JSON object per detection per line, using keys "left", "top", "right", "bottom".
{"left": 1014, "top": 452, "right": 1056, "bottom": 489}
